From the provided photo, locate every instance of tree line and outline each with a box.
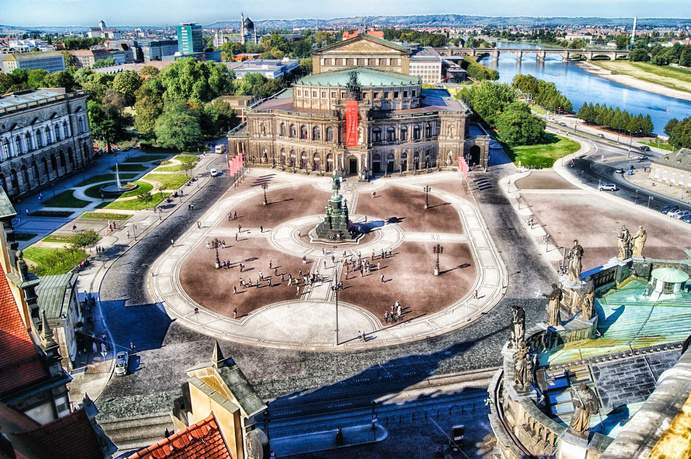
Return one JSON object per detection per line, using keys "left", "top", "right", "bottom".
{"left": 665, "top": 117, "right": 691, "bottom": 150}
{"left": 577, "top": 103, "right": 654, "bottom": 136}
{"left": 512, "top": 74, "right": 572, "bottom": 113}
{"left": 460, "top": 81, "right": 546, "bottom": 146}
{"left": 463, "top": 57, "right": 499, "bottom": 81}
{"left": 629, "top": 41, "right": 691, "bottom": 67}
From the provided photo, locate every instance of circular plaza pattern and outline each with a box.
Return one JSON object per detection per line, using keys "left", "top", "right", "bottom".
{"left": 149, "top": 170, "right": 507, "bottom": 350}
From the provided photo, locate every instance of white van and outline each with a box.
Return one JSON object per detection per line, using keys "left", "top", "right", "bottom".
{"left": 214, "top": 144, "right": 226, "bottom": 154}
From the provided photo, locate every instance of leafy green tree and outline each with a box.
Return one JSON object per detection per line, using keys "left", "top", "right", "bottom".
{"left": 0, "top": 73, "right": 13, "bottom": 93}
{"left": 220, "top": 41, "right": 244, "bottom": 62}
{"left": 133, "top": 78, "right": 164, "bottom": 137}
{"left": 495, "top": 102, "right": 546, "bottom": 145}
{"left": 160, "top": 58, "right": 234, "bottom": 104}
{"left": 112, "top": 70, "right": 142, "bottom": 106}
{"left": 615, "top": 35, "right": 630, "bottom": 50}
{"left": 201, "top": 100, "right": 236, "bottom": 137}
{"left": 87, "top": 97, "right": 128, "bottom": 153}
{"left": 680, "top": 47, "right": 691, "bottom": 67}
{"left": 461, "top": 81, "right": 517, "bottom": 126}
{"left": 665, "top": 117, "right": 691, "bottom": 149}
{"left": 139, "top": 65, "right": 161, "bottom": 80}
{"left": 43, "top": 71, "right": 76, "bottom": 91}
{"left": 629, "top": 48, "right": 650, "bottom": 62}
{"left": 154, "top": 104, "right": 202, "bottom": 151}
{"left": 70, "top": 230, "right": 100, "bottom": 249}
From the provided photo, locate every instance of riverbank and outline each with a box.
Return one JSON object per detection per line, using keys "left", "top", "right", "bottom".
{"left": 578, "top": 61, "right": 691, "bottom": 102}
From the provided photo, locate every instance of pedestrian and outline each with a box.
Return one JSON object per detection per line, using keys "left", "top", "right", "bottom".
{"left": 275, "top": 267, "right": 279, "bottom": 276}
{"left": 233, "top": 308, "right": 238, "bottom": 319}
{"left": 361, "top": 331, "right": 366, "bottom": 341}
{"left": 303, "top": 255, "right": 308, "bottom": 264}
{"left": 234, "top": 211, "right": 237, "bottom": 219}
{"left": 194, "top": 307, "right": 199, "bottom": 314}
{"left": 323, "top": 259, "right": 327, "bottom": 268}
{"left": 377, "top": 262, "right": 381, "bottom": 271}
{"left": 235, "top": 233, "right": 238, "bottom": 241}
{"left": 260, "top": 225, "right": 264, "bottom": 233}
{"left": 129, "top": 341, "right": 135, "bottom": 352}
{"left": 296, "top": 285, "right": 301, "bottom": 296}
{"left": 197, "top": 221, "right": 201, "bottom": 229}
{"left": 371, "top": 191, "right": 376, "bottom": 199}
{"left": 238, "top": 224, "right": 242, "bottom": 232}
{"left": 170, "top": 239, "right": 175, "bottom": 246}
{"left": 396, "top": 302, "right": 402, "bottom": 318}
{"left": 380, "top": 274, "right": 385, "bottom": 283}
{"left": 233, "top": 286, "right": 237, "bottom": 294}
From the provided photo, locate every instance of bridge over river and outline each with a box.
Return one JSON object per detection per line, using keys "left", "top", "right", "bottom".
{"left": 435, "top": 47, "right": 630, "bottom": 62}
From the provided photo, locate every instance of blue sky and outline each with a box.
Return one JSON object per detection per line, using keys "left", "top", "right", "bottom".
{"left": 1, "top": 0, "right": 689, "bottom": 26}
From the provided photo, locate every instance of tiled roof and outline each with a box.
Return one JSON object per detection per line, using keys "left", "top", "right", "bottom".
{"left": 11, "top": 406, "right": 112, "bottom": 459}
{"left": 128, "top": 414, "right": 230, "bottom": 459}
{"left": 298, "top": 67, "right": 420, "bottom": 87}
{"left": 0, "top": 263, "right": 49, "bottom": 397}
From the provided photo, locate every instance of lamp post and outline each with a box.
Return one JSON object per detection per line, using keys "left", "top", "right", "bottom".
{"left": 433, "top": 243, "right": 443, "bottom": 276}
{"left": 214, "top": 240, "right": 221, "bottom": 269}
{"left": 331, "top": 280, "right": 344, "bottom": 345}
{"left": 261, "top": 182, "right": 268, "bottom": 206}
{"left": 423, "top": 185, "right": 431, "bottom": 210}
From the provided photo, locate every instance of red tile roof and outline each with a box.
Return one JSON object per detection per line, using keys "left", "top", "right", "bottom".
{"left": 0, "top": 263, "right": 49, "bottom": 396}
{"left": 11, "top": 407, "right": 107, "bottom": 459}
{"left": 128, "top": 414, "right": 231, "bottom": 459}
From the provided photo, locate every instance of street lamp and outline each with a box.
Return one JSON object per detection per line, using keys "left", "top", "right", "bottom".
{"left": 261, "top": 182, "right": 268, "bottom": 206}
{"left": 433, "top": 243, "right": 444, "bottom": 276}
{"left": 214, "top": 240, "right": 221, "bottom": 269}
{"left": 331, "top": 280, "right": 344, "bottom": 345}
{"left": 543, "top": 234, "right": 551, "bottom": 254}
{"left": 423, "top": 185, "right": 431, "bottom": 209}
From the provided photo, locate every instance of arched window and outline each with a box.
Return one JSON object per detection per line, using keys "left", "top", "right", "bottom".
{"left": 260, "top": 123, "right": 266, "bottom": 136}
{"left": 35, "top": 129, "right": 42, "bottom": 148}
{"left": 386, "top": 127, "right": 396, "bottom": 142}
{"left": 400, "top": 126, "right": 408, "bottom": 141}
{"left": 45, "top": 127, "right": 52, "bottom": 144}
{"left": 279, "top": 122, "right": 286, "bottom": 137}
{"left": 312, "top": 126, "right": 320, "bottom": 141}
{"left": 289, "top": 124, "right": 296, "bottom": 138}
{"left": 54, "top": 124, "right": 61, "bottom": 142}
{"left": 300, "top": 125, "right": 308, "bottom": 140}
{"left": 25, "top": 132, "right": 33, "bottom": 151}
{"left": 413, "top": 125, "right": 421, "bottom": 140}
{"left": 15, "top": 136, "right": 23, "bottom": 155}
{"left": 62, "top": 120, "right": 70, "bottom": 138}
{"left": 1, "top": 138, "right": 10, "bottom": 160}
{"left": 372, "top": 128, "right": 382, "bottom": 143}
{"left": 425, "top": 123, "right": 432, "bottom": 138}
{"left": 326, "top": 127, "right": 334, "bottom": 142}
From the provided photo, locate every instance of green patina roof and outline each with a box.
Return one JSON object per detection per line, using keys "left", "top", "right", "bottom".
{"left": 36, "top": 272, "right": 75, "bottom": 320}
{"left": 0, "top": 187, "right": 16, "bottom": 219}
{"left": 297, "top": 67, "right": 420, "bottom": 88}
{"left": 218, "top": 362, "right": 266, "bottom": 417}
{"left": 651, "top": 267, "right": 690, "bottom": 283}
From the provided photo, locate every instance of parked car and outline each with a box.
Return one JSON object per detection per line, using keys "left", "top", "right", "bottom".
{"left": 599, "top": 183, "right": 618, "bottom": 191}
{"left": 115, "top": 351, "right": 129, "bottom": 376}
{"left": 662, "top": 205, "right": 679, "bottom": 214}
{"left": 214, "top": 144, "right": 226, "bottom": 154}
{"left": 210, "top": 168, "right": 221, "bottom": 177}
{"left": 614, "top": 168, "right": 625, "bottom": 174}
{"left": 639, "top": 145, "right": 651, "bottom": 152}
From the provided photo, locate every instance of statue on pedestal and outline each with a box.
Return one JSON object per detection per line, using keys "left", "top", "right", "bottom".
{"left": 545, "top": 283, "right": 563, "bottom": 327}
{"left": 510, "top": 305, "right": 526, "bottom": 348}
{"left": 569, "top": 384, "right": 599, "bottom": 437}
{"left": 513, "top": 340, "right": 532, "bottom": 391}
{"left": 632, "top": 225, "right": 647, "bottom": 258}
{"left": 580, "top": 281, "right": 595, "bottom": 320}
{"left": 617, "top": 226, "right": 633, "bottom": 260}
{"left": 566, "top": 240, "right": 584, "bottom": 284}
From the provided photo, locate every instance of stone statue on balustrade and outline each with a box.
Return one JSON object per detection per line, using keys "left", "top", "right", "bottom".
{"left": 569, "top": 384, "right": 600, "bottom": 437}
{"left": 510, "top": 305, "right": 526, "bottom": 349}
{"left": 617, "top": 225, "right": 633, "bottom": 260}
{"left": 632, "top": 225, "right": 647, "bottom": 258}
{"left": 544, "top": 283, "right": 563, "bottom": 327}
{"left": 580, "top": 281, "right": 595, "bottom": 320}
{"left": 513, "top": 339, "right": 532, "bottom": 391}
{"left": 566, "top": 240, "right": 584, "bottom": 284}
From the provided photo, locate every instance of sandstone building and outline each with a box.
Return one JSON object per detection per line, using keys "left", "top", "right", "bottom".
{"left": 229, "top": 35, "right": 489, "bottom": 177}
{"left": 0, "top": 88, "right": 94, "bottom": 199}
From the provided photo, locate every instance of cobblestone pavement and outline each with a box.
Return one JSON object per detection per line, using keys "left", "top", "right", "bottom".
{"left": 96, "top": 145, "right": 554, "bottom": 427}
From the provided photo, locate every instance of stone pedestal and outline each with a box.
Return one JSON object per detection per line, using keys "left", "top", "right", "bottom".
{"left": 557, "top": 431, "right": 589, "bottom": 459}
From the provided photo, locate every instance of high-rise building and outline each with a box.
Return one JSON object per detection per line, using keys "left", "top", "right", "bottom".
{"left": 177, "top": 23, "right": 203, "bottom": 55}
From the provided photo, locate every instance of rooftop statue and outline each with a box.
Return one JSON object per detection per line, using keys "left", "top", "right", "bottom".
{"left": 346, "top": 70, "right": 362, "bottom": 101}
{"left": 510, "top": 305, "right": 526, "bottom": 348}
{"left": 632, "top": 225, "right": 647, "bottom": 258}
{"left": 569, "top": 384, "right": 599, "bottom": 437}
{"left": 617, "top": 225, "right": 633, "bottom": 260}
{"left": 544, "top": 283, "right": 563, "bottom": 327}
{"left": 513, "top": 340, "right": 532, "bottom": 391}
{"left": 566, "top": 239, "right": 584, "bottom": 284}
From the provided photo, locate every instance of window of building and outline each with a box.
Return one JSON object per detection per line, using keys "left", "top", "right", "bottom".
{"left": 394, "top": 91, "right": 399, "bottom": 98}
{"left": 300, "top": 125, "right": 308, "bottom": 140}
{"left": 386, "top": 127, "right": 396, "bottom": 142}
{"left": 413, "top": 126, "right": 421, "bottom": 140}
{"left": 372, "top": 128, "right": 382, "bottom": 142}
{"left": 400, "top": 127, "right": 407, "bottom": 141}
{"left": 326, "top": 127, "right": 334, "bottom": 142}
{"left": 312, "top": 126, "right": 321, "bottom": 141}
{"left": 383, "top": 91, "right": 389, "bottom": 99}
{"left": 403, "top": 90, "right": 408, "bottom": 98}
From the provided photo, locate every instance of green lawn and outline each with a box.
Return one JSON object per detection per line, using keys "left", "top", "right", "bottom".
{"left": 591, "top": 61, "right": 691, "bottom": 94}
{"left": 76, "top": 173, "right": 138, "bottom": 187}
{"left": 631, "top": 62, "right": 691, "bottom": 84}
{"left": 13, "top": 232, "right": 37, "bottom": 241}
{"left": 111, "top": 164, "right": 147, "bottom": 172}
{"left": 155, "top": 153, "right": 199, "bottom": 172}
{"left": 86, "top": 181, "right": 155, "bottom": 199}
{"left": 142, "top": 173, "right": 188, "bottom": 190}
{"left": 103, "top": 192, "right": 170, "bottom": 211}
{"left": 24, "top": 246, "right": 88, "bottom": 275}
{"left": 80, "top": 211, "right": 131, "bottom": 221}
{"left": 510, "top": 134, "right": 581, "bottom": 168}
{"left": 43, "top": 232, "right": 101, "bottom": 245}
{"left": 642, "top": 139, "right": 676, "bottom": 152}
{"left": 43, "top": 190, "right": 91, "bottom": 208}
{"left": 123, "top": 154, "right": 170, "bottom": 163}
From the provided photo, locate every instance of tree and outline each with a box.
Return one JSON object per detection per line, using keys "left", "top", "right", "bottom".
{"left": 70, "top": 230, "right": 100, "bottom": 249}
{"left": 629, "top": 48, "right": 650, "bottom": 62}
{"left": 220, "top": 41, "right": 245, "bottom": 62}
{"left": 112, "top": 70, "right": 142, "bottom": 106}
{"left": 154, "top": 104, "right": 202, "bottom": 151}
{"left": 87, "top": 98, "right": 128, "bottom": 153}
{"left": 615, "top": 35, "right": 630, "bottom": 50}
{"left": 139, "top": 66, "right": 160, "bottom": 80}
{"left": 461, "top": 81, "right": 517, "bottom": 126}
{"left": 160, "top": 58, "right": 234, "bottom": 104}
{"left": 27, "top": 69, "right": 48, "bottom": 89}
{"left": 680, "top": 47, "right": 691, "bottom": 67}
{"left": 201, "top": 100, "right": 236, "bottom": 137}
{"left": 495, "top": 102, "right": 546, "bottom": 146}
{"left": 133, "top": 78, "right": 164, "bottom": 137}
{"left": 665, "top": 117, "right": 691, "bottom": 149}
{"left": 43, "top": 71, "right": 76, "bottom": 91}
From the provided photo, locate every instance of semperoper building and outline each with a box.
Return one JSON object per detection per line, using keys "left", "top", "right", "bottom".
{"left": 229, "top": 34, "right": 489, "bottom": 177}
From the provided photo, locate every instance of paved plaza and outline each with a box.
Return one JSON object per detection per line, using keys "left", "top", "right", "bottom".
{"left": 152, "top": 170, "right": 507, "bottom": 350}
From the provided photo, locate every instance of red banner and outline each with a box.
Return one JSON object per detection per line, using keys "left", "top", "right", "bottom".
{"left": 345, "top": 100, "right": 359, "bottom": 148}
{"left": 458, "top": 155, "right": 469, "bottom": 178}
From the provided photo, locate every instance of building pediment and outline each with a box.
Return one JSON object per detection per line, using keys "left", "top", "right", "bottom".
{"left": 317, "top": 35, "right": 408, "bottom": 56}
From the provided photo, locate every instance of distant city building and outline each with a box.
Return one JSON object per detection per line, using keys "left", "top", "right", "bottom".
{"left": 0, "top": 88, "right": 94, "bottom": 199}
{"left": 0, "top": 52, "right": 65, "bottom": 73}
{"left": 410, "top": 47, "right": 443, "bottom": 84}
{"left": 342, "top": 29, "right": 385, "bottom": 41}
{"left": 213, "top": 95, "right": 258, "bottom": 122}
{"left": 312, "top": 33, "right": 410, "bottom": 74}
{"left": 0, "top": 39, "right": 55, "bottom": 55}
{"left": 91, "top": 60, "right": 174, "bottom": 75}
{"left": 68, "top": 48, "right": 126, "bottom": 68}
{"left": 87, "top": 19, "right": 119, "bottom": 39}
{"left": 650, "top": 148, "right": 691, "bottom": 190}
{"left": 177, "top": 23, "right": 203, "bottom": 55}
{"left": 227, "top": 58, "right": 299, "bottom": 79}
{"left": 240, "top": 13, "right": 258, "bottom": 45}
{"left": 139, "top": 38, "right": 178, "bottom": 61}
